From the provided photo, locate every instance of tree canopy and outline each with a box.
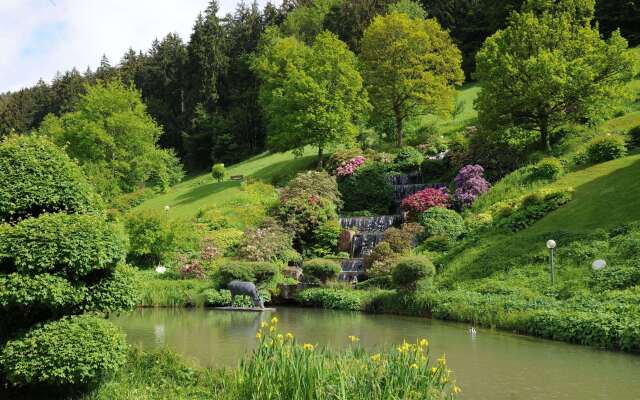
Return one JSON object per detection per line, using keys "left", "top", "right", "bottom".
{"left": 252, "top": 30, "right": 370, "bottom": 167}
{"left": 360, "top": 11, "right": 464, "bottom": 147}
{"left": 39, "top": 80, "right": 183, "bottom": 198}
{"left": 474, "top": 1, "right": 636, "bottom": 150}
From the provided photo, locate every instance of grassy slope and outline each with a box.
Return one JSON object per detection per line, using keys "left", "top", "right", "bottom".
{"left": 443, "top": 154, "right": 640, "bottom": 281}
{"left": 135, "top": 148, "right": 316, "bottom": 219}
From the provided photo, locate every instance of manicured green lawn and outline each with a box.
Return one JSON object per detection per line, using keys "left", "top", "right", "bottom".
{"left": 135, "top": 148, "right": 316, "bottom": 219}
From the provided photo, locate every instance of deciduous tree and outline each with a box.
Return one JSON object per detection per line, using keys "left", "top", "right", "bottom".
{"left": 360, "top": 11, "right": 464, "bottom": 147}
{"left": 474, "top": 1, "right": 636, "bottom": 151}
{"left": 253, "top": 30, "right": 370, "bottom": 168}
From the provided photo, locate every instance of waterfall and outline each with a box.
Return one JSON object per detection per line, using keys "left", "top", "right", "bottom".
{"left": 339, "top": 259, "right": 364, "bottom": 281}
{"left": 340, "top": 215, "right": 403, "bottom": 231}
{"left": 337, "top": 173, "right": 437, "bottom": 280}
{"left": 351, "top": 232, "right": 385, "bottom": 258}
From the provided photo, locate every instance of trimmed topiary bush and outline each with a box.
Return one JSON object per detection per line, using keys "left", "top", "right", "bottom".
{"left": 394, "top": 146, "right": 424, "bottom": 172}
{"left": 0, "top": 135, "right": 102, "bottom": 223}
{"left": 0, "top": 315, "right": 127, "bottom": 388}
{"left": 392, "top": 256, "right": 435, "bottom": 291}
{"left": 420, "top": 207, "right": 465, "bottom": 241}
{"left": 217, "top": 263, "right": 256, "bottom": 287}
{"left": 339, "top": 163, "right": 393, "bottom": 214}
{"left": 586, "top": 135, "right": 627, "bottom": 164}
{"left": 302, "top": 258, "right": 342, "bottom": 283}
{"left": 529, "top": 157, "right": 563, "bottom": 181}
{"left": 211, "top": 163, "right": 226, "bottom": 182}
{"left": 1, "top": 213, "right": 128, "bottom": 278}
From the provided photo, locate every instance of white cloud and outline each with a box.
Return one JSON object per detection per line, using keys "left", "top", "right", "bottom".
{"left": 0, "top": 0, "right": 270, "bottom": 92}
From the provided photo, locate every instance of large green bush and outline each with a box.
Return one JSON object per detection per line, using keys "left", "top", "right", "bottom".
{"left": 586, "top": 135, "right": 627, "bottom": 164}
{"left": 339, "top": 163, "right": 393, "bottom": 214}
{"left": 280, "top": 170, "right": 342, "bottom": 209}
{"left": 0, "top": 315, "right": 127, "bottom": 388}
{"left": 236, "top": 219, "right": 299, "bottom": 263}
{"left": 528, "top": 157, "right": 564, "bottom": 181}
{"left": 217, "top": 263, "right": 256, "bottom": 287}
{"left": 420, "top": 207, "right": 465, "bottom": 241}
{"left": 0, "top": 135, "right": 102, "bottom": 222}
{"left": 124, "top": 209, "right": 197, "bottom": 266}
{"left": 0, "top": 213, "right": 127, "bottom": 278}
{"left": 302, "top": 258, "right": 342, "bottom": 283}
{"left": 392, "top": 256, "right": 435, "bottom": 291}
{"left": 394, "top": 146, "right": 424, "bottom": 172}
{"left": 276, "top": 195, "right": 339, "bottom": 253}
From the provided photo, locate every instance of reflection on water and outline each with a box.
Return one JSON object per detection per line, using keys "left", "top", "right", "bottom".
{"left": 111, "top": 307, "right": 640, "bottom": 400}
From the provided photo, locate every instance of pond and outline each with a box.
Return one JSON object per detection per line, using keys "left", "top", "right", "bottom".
{"left": 112, "top": 307, "right": 640, "bottom": 400}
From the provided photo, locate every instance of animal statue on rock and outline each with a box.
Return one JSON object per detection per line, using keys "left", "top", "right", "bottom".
{"left": 228, "top": 280, "right": 264, "bottom": 309}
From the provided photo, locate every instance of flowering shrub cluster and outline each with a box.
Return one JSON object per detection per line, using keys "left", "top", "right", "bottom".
{"left": 454, "top": 164, "right": 490, "bottom": 207}
{"left": 237, "top": 219, "right": 299, "bottom": 263}
{"left": 336, "top": 156, "right": 366, "bottom": 177}
{"left": 177, "top": 255, "right": 207, "bottom": 280}
{"left": 401, "top": 187, "right": 450, "bottom": 215}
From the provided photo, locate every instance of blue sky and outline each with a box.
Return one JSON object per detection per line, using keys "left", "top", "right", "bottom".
{"left": 0, "top": 0, "right": 269, "bottom": 92}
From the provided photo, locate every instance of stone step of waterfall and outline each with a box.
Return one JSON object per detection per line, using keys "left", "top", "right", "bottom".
{"left": 339, "top": 214, "right": 403, "bottom": 231}
{"left": 388, "top": 172, "right": 422, "bottom": 186}
{"left": 351, "top": 232, "right": 385, "bottom": 258}
{"left": 339, "top": 258, "right": 364, "bottom": 281}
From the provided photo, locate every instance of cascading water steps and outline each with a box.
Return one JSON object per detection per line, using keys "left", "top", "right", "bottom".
{"left": 338, "top": 172, "right": 444, "bottom": 279}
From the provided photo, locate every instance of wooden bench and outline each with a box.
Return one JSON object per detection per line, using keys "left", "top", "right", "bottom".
{"left": 230, "top": 175, "right": 244, "bottom": 181}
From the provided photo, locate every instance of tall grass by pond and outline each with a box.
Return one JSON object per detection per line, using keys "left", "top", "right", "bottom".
{"left": 84, "top": 318, "right": 459, "bottom": 400}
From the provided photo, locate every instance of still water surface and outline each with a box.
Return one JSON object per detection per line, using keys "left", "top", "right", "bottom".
{"left": 112, "top": 307, "right": 640, "bottom": 400}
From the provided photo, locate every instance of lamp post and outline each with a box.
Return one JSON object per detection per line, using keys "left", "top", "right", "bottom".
{"left": 546, "top": 240, "right": 556, "bottom": 285}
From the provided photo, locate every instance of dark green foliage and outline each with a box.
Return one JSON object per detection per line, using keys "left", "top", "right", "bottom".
{"left": 590, "top": 264, "right": 640, "bottom": 291}
{"left": 217, "top": 263, "right": 256, "bottom": 287}
{"left": 529, "top": 157, "right": 564, "bottom": 181}
{"left": 500, "top": 189, "right": 573, "bottom": 232}
{"left": 420, "top": 207, "right": 465, "bottom": 241}
{"left": 216, "top": 261, "right": 280, "bottom": 288}
{"left": 302, "top": 258, "right": 342, "bottom": 283}
{"left": 394, "top": 146, "right": 424, "bottom": 172}
{"left": 0, "top": 213, "right": 127, "bottom": 278}
{"left": 365, "top": 242, "right": 398, "bottom": 277}
{"left": 276, "top": 171, "right": 341, "bottom": 255}
{"left": 422, "top": 235, "right": 451, "bottom": 252}
{"left": 586, "top": 135, "right": 627, "bottom": 164}
{"left": 339, "top": 164, "right": 393, "bottom": 214}
{"left": 383, "top": 223, "right": 424, "bottom": 253}
{"left": 629, "top": 126, "right": 640, "bottom": 148}
{"left": 0, "top": 315, "right": 127, "bottom": 388}
{"left": 392, "top": 256, "right": 436, "bottom": 290}
{"left": 596, "top": 0, "right": 640, "bottom": 46}
{"left": 83, "top": 265, "right": 140, "bottom": 314}
{"left": 0, "top": 273, "right": 85, "bottom": 316}
{"left": 295, "top": 288, "right": 366, "bottom": 311}
{"left": 251, "top": 262, "right": 280, "bottom": 284}
{"left": 355, "top": 276, "right": 394, "bottom": 290}
{"left": 0, "top": 135, "right": 102, "bottom": 223}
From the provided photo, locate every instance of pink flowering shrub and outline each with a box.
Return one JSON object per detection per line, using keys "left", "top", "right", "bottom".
{"left": 401, "top": 187, "right": 450, "bottom": 215}
{"left": 454, "top": 165, "right": 490, "bottom": 207}
{"left": 335, "top": 156, "right": 365, "bottom": 177}
{"left": 177, "top": 255, "right": 207, "bottom": 280}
